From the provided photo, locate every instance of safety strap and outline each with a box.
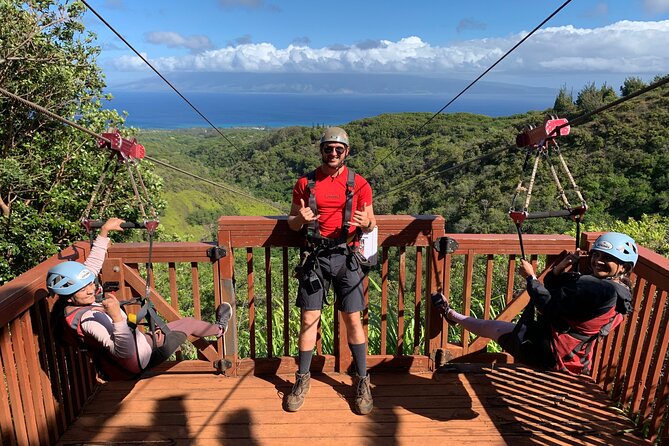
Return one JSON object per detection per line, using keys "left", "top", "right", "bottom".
{"left": 557, "top": 312, "right": 620, "bottom": 374}
{"left": 306, "top": 167, "right": 357, "bottom": 248}
{"left": 121, "top": 224, "right": 172, "bottom": 350}
{"left": 64, "top": 304, "right": 143, "bottom": 379}
{"left": 80, "top": 218, "right": 165, "bottom": 347}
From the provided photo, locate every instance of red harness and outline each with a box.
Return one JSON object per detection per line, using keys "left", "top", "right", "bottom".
{"left": 551, "top": 306, "right": 622, "bottom": 375}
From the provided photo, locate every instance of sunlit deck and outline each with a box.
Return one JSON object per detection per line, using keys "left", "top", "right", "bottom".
{"left": 56, "top": 364, "right": 646, "bottom": 446}
{"left": 2, "top": 215, "right": 667, "bottom": 445}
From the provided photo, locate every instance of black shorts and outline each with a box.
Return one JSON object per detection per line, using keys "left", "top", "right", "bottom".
{"left": 498, "top": 322, "right": 556, "bottom": 369}
{"left": 297, "top": 250, "right": 366, "bottom": 313}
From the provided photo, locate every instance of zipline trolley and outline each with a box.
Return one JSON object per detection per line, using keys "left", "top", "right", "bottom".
{"left": 509, "top": 116, "right": 587, "bottom": 260}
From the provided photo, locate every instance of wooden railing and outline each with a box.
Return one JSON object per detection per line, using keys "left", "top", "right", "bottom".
{"left": 581, "top": 233, "right": 669, "bottom": 443}
{"left": 1, "top": 215, "right": 668, "bottom": 444}
{"left": 215, "top": 215, "right": 580, "bottom": 375}
{"left": 0, "top": 242, "right": 96, "bottom": 446}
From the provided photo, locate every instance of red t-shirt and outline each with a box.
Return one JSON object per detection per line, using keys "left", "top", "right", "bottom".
{"left": 292, "top": 166, "right": 373, "bottom": 240}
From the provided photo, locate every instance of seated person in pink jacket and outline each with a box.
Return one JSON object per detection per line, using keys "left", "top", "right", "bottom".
{"left": 47, "top": 218, "right": 232, "bottom": 380}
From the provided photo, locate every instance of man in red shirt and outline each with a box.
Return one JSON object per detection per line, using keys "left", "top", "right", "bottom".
{"left": 286, "top": 126, "right": 376, "bottom": 415}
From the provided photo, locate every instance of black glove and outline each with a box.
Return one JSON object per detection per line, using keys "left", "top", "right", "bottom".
{"left": 431, "top": 292, "right": 447, "bottom": 313}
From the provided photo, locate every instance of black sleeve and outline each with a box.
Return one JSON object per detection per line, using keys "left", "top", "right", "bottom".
{"left": 527, "top": 272, "right": 618, "bottom": 323}
{"left": 526, "top": 277, "right": 554, "bottom": 311}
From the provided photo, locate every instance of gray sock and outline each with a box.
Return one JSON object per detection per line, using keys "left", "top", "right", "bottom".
{"left": 298, "top": 349, "right": 313, "bottom": 374}
{"left": 349, "top": 342, "right": 367, "bottom": 377}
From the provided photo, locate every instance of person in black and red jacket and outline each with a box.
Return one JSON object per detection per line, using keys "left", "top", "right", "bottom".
{"left": 432, "top": 232, "right": 637, "bottom": 375}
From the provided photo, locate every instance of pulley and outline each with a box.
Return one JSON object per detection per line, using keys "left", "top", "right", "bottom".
{"left": 509, "top": 116, "right": 586, "bottom": 260}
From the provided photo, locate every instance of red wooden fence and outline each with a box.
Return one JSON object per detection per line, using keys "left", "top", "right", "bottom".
{"left": 0, "top": 215, "right": 667, "bottom": 444}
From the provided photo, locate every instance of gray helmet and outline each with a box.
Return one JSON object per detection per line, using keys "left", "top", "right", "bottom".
{"left": 320, "top": 127, "right": 349, "bottom": 147}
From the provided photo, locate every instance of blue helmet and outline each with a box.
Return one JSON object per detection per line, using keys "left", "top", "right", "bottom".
{"left": 591, "top": 232, "right": 638, "bottom": 267}
{"left": 46, "top": 261, "right": 95, "bottom": 295}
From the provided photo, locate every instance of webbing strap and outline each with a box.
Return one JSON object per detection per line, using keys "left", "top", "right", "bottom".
{"left": 65, "top": 305, "right": 98, "bottom": 333}
{"left": 82, "top": 154, "right": 120, "bottom": 223}
{"left": 559, "top": 312, "right": 619, "bottom": 373}
{"left": 341, "top": 167, "right": 356, "bottom": 243}
{"left": 306, "top": 167, "right": 357, "bottom": 247}
{"left": 509, "top": 141, "right": 587, "bottom": 264}
{"left": 64, "top": 304, "right": 144, "bottom": 378}
{"left": 306, "top": 170, "right": 319, "bottom": 239}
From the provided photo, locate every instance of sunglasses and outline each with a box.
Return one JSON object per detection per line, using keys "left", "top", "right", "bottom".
{"left": 322, "top": 145, "right": 346, "bottom": 155}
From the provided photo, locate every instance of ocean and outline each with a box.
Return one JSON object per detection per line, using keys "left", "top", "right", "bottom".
{"left": 103, "top": 91, "right": 556, "bottom": 129}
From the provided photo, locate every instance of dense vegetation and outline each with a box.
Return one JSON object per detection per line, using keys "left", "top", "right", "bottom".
{"left": 0, "top": 1, "right": 162, "bottom": 283}
{"left": 1, "top": 0, "right": 668, "bottom": 286}
{"left": 139, "top": 79, "right": 669, "bottom": 254}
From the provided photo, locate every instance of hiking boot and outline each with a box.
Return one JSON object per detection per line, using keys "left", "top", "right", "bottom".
{"left": 216, "top": 302, "right": 232, "bottom": 334}
{"left": 353, "top": 373, "right": 373, "bottom": 415}
{"left": 285, "top": 371, "right": 311, "bottom": 412}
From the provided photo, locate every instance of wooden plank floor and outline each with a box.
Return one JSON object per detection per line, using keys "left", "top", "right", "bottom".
{"left": 56, "top": 363, "right": 650, "bottom": 446}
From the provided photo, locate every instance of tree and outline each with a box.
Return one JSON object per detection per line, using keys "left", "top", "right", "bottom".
{"left": 585, "top": 214, "right": 669, "bottom": 257}
{"left": 552, "top": 85, "right": 577, "bottom": 116}
{"left": 0, "top": 1, "right": 163, "bottom": 283}
{"left": 575, "top": 82, "right": 618, "bottom": 113}
{"left": 620, "top": 77, "right": 647, "bottom": 97}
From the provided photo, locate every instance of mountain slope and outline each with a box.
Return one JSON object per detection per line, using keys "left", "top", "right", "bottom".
{"left": 139, "top": 82, "right": 669, "bottom": 240}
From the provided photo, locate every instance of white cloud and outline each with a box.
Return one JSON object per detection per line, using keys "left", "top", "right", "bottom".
{"left": 517, "top": 21, "right": 669, "bottom": 74}
{"left": 112, "top": 52, "right": 151, "bottom": 70}
{"left": 644, "top": 0, "right": 669, "bottom": 14}
{"left": 145, "top": 31, "right": 214, "bottom": 53}
{"left": 109, "top": 20, "right": 669, "bottom": 79}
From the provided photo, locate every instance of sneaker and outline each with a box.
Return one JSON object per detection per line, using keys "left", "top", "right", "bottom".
{"left": 216, "top": 302, "right": 232, "bottom": 334}
{"left": 353, "top": 373, "right": 373, "bottom": 415}
{"left": 430, "top": 292, "right": 457, "bottom": 323}
{"left": 285, "top": 371, "right": 311, "bottom": 412}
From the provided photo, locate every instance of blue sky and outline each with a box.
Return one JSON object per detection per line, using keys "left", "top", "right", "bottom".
{"left": 85, "top": 0, "right": 669, "bottom": 93}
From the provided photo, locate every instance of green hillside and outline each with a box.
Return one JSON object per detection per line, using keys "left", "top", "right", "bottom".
{"left": 138, "top": 129, "right": 284, "bottom": 240}
{"left": 141, "top": 80, "right": 669, "bottom": 247}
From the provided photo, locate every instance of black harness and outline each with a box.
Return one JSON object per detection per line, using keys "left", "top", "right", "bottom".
{"left": 295, "top": 167, "right": 364, "bottom": 299}
{"left": 305, "top": 167, "right": 359, "bottom": 250}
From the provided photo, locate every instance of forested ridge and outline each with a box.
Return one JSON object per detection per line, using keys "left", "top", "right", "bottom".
{"left": 1, "top": 0, "right": 668, "bottom": 284}
{"left": 143, "top": 79, "right": 669, "bottom": 245}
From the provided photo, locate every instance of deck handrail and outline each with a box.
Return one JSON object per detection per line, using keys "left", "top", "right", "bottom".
{"left": 0, "top": 215, "right": 667, "bottom": 444}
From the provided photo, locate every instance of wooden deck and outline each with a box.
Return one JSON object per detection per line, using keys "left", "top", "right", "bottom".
{"left": 55, "top": 363, "right": 649, "bottom": 446}
{"left": 5, "top": 221, "right": 668, "bottom": 444}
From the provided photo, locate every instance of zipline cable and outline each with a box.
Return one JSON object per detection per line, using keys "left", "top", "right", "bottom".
{"left": 367, "top": 0, "right": 574, "bottom": 174}
{"left": 0, "top": 86, "right": 110, "bottom": 144}
{"left": 376, "top": 72, "right": 669, "bottom": 201}
{"left": 81, "top": 0, "right": 242, "bottom": 153}
{"left": 0, "top": 86, "right": 286, "bottom": 213}
{"left": 376, "top": 145, "right": 513, "bottom": 200}
{"left": 145, "top": 156, "right": 287, "bottom": 213}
